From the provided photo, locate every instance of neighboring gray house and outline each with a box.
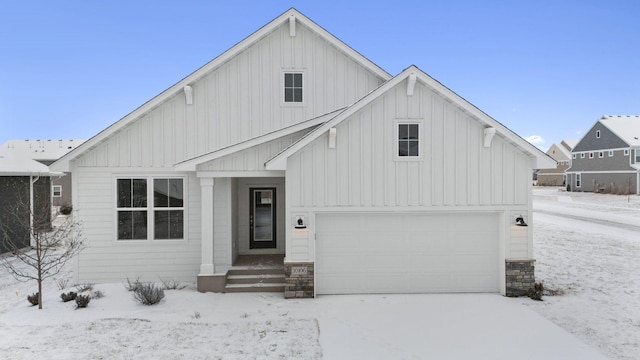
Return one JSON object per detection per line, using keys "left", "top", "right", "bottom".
{"left": 537, "top": 140, "right": 576, "bottom": 186}
{"left": 0, "top": 154, "right": 55, "bottom": 254}
{"left": 0, "top": 139, "right": 84, "bottom": 207}
{"left": 566, "top": 115, "right": 640, "bottom": 194}
{"left": 52, "top": 8, "right": 555, "bottom": 298}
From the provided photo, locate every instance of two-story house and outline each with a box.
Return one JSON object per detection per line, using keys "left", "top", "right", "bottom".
{"left": 566, "top": 115, "right": 640, "bottom": 194}
{"left": 536, "top": 139, "right": 576, "bottom": 186}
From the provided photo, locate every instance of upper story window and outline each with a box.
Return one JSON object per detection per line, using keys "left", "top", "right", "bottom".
{"left": 397, "top": 123, "right": 420, "bottom": 157}
{"left": 624, "top": 149, "right": 630, "bottom": 156}
{"left": 284, "top": 72, "right": 303, "bottom": 103}
{"left": 52, "top": 185, "right": 62, "bottom": 197}
{"left": 117, "top": 177, "right": 184, "bottom": 241}
{"left": 596, "top": 130, "right": 601, "bottom": 138}
{"left": 580, "top": 153, "right": 585, "bottom": 159}
{"left": 608, "top": 150, "right": 614, "bottom": 157}
{"left": 572, "top": 153, "right": 576, "bottom": 159}
{"left": 589, "top": 152, "right": 594, "bottom": 159}
{"left": 598, "top": 151, "right": 604, "bottom": 158}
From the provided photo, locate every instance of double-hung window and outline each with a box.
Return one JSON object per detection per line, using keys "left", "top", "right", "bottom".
{"left": 397, "top": 123, "right": 420, "bottom": 157}
{"left": 117, "top": 177, "right": 184, "bottom": 241}
{"left": 52, "top": 185, "right": 62, "bottom": 197}
{"left": 576, "top": 173, "right": 581, "bottom": 188}
{"left": 284, "top": 72, "right": 303, "bottom": 103}
{"left": 636, "top": 150, "right": 640, "bottom": 164}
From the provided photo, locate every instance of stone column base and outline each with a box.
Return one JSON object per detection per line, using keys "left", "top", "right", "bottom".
{"left": 505, "top": 259, "right": 535, "bottom": 297}
{"left": 284, "top": 262, "right": 314, "bottom": 299}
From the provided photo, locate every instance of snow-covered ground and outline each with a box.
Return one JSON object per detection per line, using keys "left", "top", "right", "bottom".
{"left": 528, "top": 187, "right": 640, "bottom": 360}
{"left": 0, "top": 188, "right": 636, "bottom": 359}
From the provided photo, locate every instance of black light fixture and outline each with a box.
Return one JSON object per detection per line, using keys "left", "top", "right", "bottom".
{"left": 515, "top": 215, "right": 528, "bottom": 227}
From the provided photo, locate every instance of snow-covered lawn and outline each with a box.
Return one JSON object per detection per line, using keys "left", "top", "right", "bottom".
{"left": 0, "top": 187, "right": 636, "bottom": 359}
{"left": 528, "top": 187, "right": 640, "bottom": 360}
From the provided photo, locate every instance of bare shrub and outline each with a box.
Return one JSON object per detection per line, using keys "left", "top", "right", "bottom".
{"left": 75, "top": 283, "right": 94, "bottom": 292}
{"left": 91, "top": 290, "right": 105, "bottom": 299}
{"left": 160, "top": 278, "right": 186, "bottom": 290}
{"left": 125, "top": 277, "right": 142, "bottom": 292}
{"left": 55, "top": 277, "right": 70, "bottom": 290}
{"left": 132, "top": 282, "right": 165, "bottom": 306}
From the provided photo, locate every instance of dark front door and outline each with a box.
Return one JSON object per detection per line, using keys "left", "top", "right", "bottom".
{"left": 250, "top": 188, "right": 276, "bottom": 249}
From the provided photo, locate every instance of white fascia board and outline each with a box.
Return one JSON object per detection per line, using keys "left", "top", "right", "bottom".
{"left": 174, "top": 108, "right": 344, "bottom": 171}
{"left": 52, "top": 8, "right": 391, "bottom": 173}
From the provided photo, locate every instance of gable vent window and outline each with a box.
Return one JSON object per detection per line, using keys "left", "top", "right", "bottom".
{"left": 398, "top": 123, "right": 420, "bottom": 157}
{"left": 596, "top": 130, "right": 601, "bottom": 138}
{"left": 284, "top": 73, "right": 303, "bottom": 103}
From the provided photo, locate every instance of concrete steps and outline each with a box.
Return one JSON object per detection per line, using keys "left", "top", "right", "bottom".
{"left": 225, "top": 266, "right": 285, "bottom": 293}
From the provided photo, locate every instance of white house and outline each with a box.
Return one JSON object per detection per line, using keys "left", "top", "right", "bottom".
{"left": 52, "top": 8, "right": 555, "bottom": 298}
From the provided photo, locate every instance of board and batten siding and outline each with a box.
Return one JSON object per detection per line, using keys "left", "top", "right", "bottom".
{"left": 74, "top": 22, "right": 384, "bottom": 169}
{"left": 72, "top": 169, "right": 201, "bottom": 283}
{"left": 285, "top": 81, "right": 534, "bottom": 261}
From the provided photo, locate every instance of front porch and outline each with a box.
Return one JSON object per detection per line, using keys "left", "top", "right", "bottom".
{"left": 196, "top": 176, "right": 288, "bottom": 293}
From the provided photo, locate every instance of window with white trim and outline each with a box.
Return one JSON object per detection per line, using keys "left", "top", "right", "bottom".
{"left": 581, "top": 153, "right": 585, "bottom": 159}
{"left": 397, "top": 123, "right": 420, "bottom": 157}
{"left": 624, "top": 149, "right": 630, "bottom": 156}
{"left": 283, "top": 72, "right": 303, "bottom": 103}
{"left": 589, "top": 152, "right": 594, "bottom": 159}
{"left": 572, "top": 153, "right": 576, "bottom": 159}
{"left": 598, "top": 151, "right": 604, "bottom": 158}
{"left": 52, "top": 185, "right": 62, "bottom": 197}
{"left": 116, "top": 177, "right": 184, "bottom": 240}
{"left": 608, "top": 150, "right": 614, "bottom": 157}
{"left": 576, "top": 173, "right": 581, "bottom": 188}
{"left": 596, "top": 130, "right": 601, "bottom": 138}
{"left": 636, "top": 149, "right": 640, "bottom": 164}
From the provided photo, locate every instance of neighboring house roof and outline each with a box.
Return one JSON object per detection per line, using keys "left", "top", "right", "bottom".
{"left": 0, "top": 139, "right": 85, "bottom": 161}
{"left": 599, "top": 115, "right": 640, "bottom": 147}
{"left": 51, "top": 8, "right": 391, "bottom": 172}
{"left": 0, "top": 154, "right": 61, "bottom": 176}
{"left": 547, "top": 142, "right": 571, "bottom": 160}
{"left": 561, "top": 139, "right": 578, "bottom": 151}
{"left": 266, "top": 65, "right": 556, "bottom": 170}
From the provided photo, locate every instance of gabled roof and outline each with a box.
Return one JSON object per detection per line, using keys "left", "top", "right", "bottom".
{"left": 599, "top": 115, "right": 640, "bottom": 147}
{"left": 548, "top": 142, "right": 571, "bottom": 159}
{"left": 1, "top": 139, "right": 84, "bottom": 161}
{"left": 266, "top": 65, "right": 556, "bottom": 170}
{"left": 51, "top": 8, "right": 391, "bottom": 172}
{"left": 174, "top": 108, "right": 345, "bottom": 171}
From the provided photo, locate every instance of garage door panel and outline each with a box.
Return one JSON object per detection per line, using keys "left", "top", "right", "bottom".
{"left": 316, "top": 212, "right": 500, "bottom": 294}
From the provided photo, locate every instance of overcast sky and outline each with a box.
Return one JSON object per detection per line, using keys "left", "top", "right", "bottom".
{"left": 1, "top": 0, "right": 638, "bottom": 151}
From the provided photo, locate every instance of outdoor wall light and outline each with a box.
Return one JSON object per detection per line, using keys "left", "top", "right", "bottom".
{"left": 295, "top": 216, "right": 307, "bottom": 229}
{"left": 515, "top": 215, "right": 528, "bottom": 226}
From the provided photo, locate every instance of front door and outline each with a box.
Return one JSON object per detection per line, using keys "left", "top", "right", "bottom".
{"left": 249, "top": 188, "right": 276, "bottom": 249}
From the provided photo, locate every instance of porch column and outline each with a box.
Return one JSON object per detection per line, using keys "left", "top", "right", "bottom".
{"left": 200, "top": 177, "right": 214, "bottom": 274}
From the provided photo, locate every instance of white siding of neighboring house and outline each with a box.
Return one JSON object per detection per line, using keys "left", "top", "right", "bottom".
{"left": 71, "top": 168, "right": 201, "bottom": 283}
{"left": 284, "top": 80, "right": 534, "bottom": 262}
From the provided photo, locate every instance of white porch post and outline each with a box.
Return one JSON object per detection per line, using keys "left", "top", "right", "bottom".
{"left": 199, "top": 177, "right": 215, "bottom": 274}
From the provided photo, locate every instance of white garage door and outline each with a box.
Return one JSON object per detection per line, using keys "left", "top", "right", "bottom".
{"left": 315, "top": 212, "right": 500, "bottom": 294}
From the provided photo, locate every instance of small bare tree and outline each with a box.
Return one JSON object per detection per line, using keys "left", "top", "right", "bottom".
{"left": 0, "top": 177, "right": 85, "bottom": 309}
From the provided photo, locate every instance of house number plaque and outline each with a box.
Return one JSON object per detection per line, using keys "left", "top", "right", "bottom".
{"left": 291, "top": 266, "right": 308, "bottom": 275}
